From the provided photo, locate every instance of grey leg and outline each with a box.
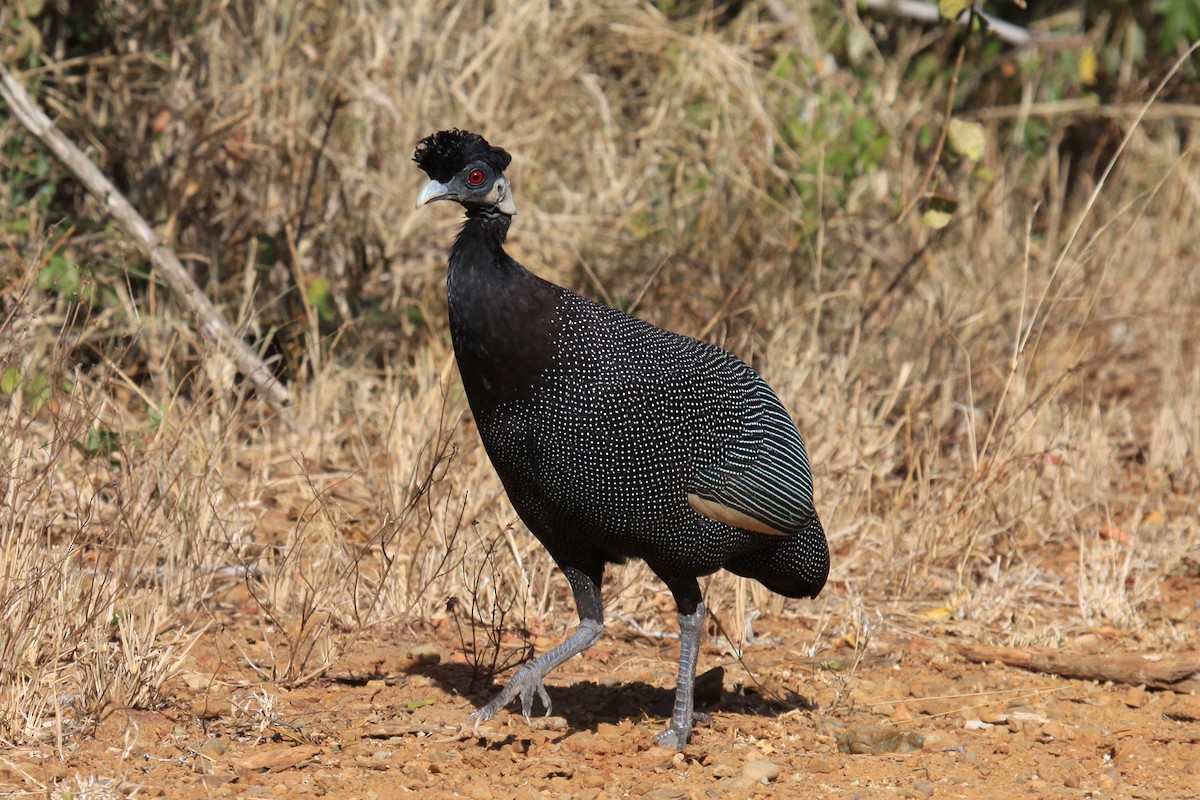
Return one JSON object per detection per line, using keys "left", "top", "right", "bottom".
{"left": 470, "top": 562, "right": 604, "bottom": 726}
{"left": 655, "top": 577, "right": 705, "bottom": 749}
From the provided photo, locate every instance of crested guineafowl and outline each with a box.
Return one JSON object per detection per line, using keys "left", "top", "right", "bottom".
{"left": 414, "top": 129, "right": 829, "bottom": 749}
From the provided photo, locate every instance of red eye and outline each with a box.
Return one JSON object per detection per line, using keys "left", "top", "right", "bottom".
{"left": 467, "top": 169, "right": 485, "bottom": 186}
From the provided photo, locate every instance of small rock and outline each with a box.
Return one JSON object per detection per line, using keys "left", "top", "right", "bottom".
{"left": 407, "top": 644, "right": 441, "bottom": 665}
{"left": 564, "top": 731, "right": 600, "bottom": 753}
{"left": 708, "top": 758, "right": 740, "bottom": 778}
{"left": 1123, "top": 686, "right": 1149, "bottom": 708}
{"left": 596, "top": 722, "right": 625, "bottom": 742}
{"left": 1111, "top": 738, "right": 1138, "bottom": 764}
{"left": 920, "top": 730, "right": 957, "bottom": 752}
{"left": 1064, "top": 775, "right": 1081, "bottom": 789}
{"left": 528, "top": 715, "right": 568, "bottom": 731}
{"left": 741, "top": 760, "right": 781, "bottom": 784}
{"left": 182, "top": 671, "right": 216, "bottom": 691}
{"left": 1166, "top": 694, "right": 1200, "bottom": 721}
{"left": 235, "top": 745, "right": 322, "bottom": 773}
{"left": 807, "top": 756, "right": 836, "bottom": 774}
{"left": 192, "top": 691, "right": 232, "bottom": 720}
{"left": 837, "top": 725, "right": 925, "bottom": 754}
{"left": 1040, "top": 720, "right": 1073, "bottom": 740}
{"left": 911, "top": 781, "right": 935, "bottom": 797}
{"left": 202, "top": 738, "right": 230, "bottom": 756}
{"left": 642, "top": 789, "right": 689, "bottom": 800}
{"left": 717, "top": 776, "right": 757, "bottom": 792}
{"left": 362, "top": 722, "right": 414, "bottom": 738}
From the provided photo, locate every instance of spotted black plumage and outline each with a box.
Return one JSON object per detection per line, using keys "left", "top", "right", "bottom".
{"left": 414, "top": 129, "right": 829, "bottom": 749}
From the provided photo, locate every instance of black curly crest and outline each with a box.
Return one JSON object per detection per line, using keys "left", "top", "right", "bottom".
{"left": 414, "top": 129, "right": 512, "bottom": 183}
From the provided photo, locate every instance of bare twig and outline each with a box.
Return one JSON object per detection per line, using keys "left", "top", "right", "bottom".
{"left": 959, "top": 645, "right": 1200, "bottom": 691}
{"left": 898, "top": 12, "right": 972, "bottom": 224}
{"left": 0, "top": 64, "right": 293, "bottom": 417}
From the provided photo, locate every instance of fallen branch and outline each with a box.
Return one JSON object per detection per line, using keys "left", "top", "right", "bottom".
{"left": 0, "top": 63, "right": 293, "bottom": 417}
{"left": 959, "top": 644, "right": 1200, "bottom": 692}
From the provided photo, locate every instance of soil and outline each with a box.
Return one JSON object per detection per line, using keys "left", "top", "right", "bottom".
{"left": 3, "top": 577, "right": 1198, "bottom": 800}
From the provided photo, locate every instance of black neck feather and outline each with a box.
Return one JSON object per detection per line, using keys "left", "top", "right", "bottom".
{"left": 446, "top": 215, "right": 560, "bottom": 416}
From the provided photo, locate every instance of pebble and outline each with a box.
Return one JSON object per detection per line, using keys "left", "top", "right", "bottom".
{"left": 807, "top": 756, "right": 837, "bottom": 774}
{"left": 1167, "top": 694, "right": 1200, "bottom": 721}
{"left": 837, "top": 725, "right": 925, "bottom": 754}
{"left": 1123, "top": 686, "right": 1149, "bottom": 708}
{"left": 1111, "top": 738, "right": 1139, "bottom": 763}
{"left": 234, "top": 745, "right": 322, "bottom": 773}
{"left": 406, "top": 644, "right": 441, "bottom": 665}
{"left": 642, "top": 789, "right": 689, "bottom": 800}
{"left": 528, "top": 715, "right": 568, "bottom": 731}
{"left": 708, "top": 758, "right": 740, "bottom": 778}
{"left": 202, "top": 738, "right": 230, "bottom": 756}
{"left": 741, "top": 760, "right": 781, "bottom": 784}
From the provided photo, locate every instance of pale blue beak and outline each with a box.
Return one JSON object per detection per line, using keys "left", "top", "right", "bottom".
{"left": 416, "top": 180, "right": 453, "bottom": 207}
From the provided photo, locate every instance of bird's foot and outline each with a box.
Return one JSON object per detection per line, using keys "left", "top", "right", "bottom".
{"left": 469, "top": 663, "right": 553, "bottom": 728}
{"left": 654, "top": 724, "right": 692, "bottom": 751}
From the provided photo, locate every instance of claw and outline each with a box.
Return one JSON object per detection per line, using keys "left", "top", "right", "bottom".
{"left": 654, "top": 726, "right": 690, "bottom": 750}
{"left": 467, "top": 616, "right": 605, "bottom": 733}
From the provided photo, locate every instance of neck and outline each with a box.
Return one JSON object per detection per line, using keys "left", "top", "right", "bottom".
{"left": 445, "top": 210, "right": 559, "bottom": 414}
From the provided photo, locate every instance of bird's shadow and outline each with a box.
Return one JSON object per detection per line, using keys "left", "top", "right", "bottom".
{"left": 399, "top": 654, "right": 814, "bottom": 744}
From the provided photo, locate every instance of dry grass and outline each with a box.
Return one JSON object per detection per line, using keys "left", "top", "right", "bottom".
{"left": 0, "top": 0, "right": 1197, "bottom": 750}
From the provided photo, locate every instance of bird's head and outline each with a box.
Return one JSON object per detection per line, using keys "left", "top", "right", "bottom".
{"left": 414, "top": 129, "right": 517, "bottom": 216}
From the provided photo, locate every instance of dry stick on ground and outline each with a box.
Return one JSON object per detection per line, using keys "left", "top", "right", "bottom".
{"left": 958, "top": 645, "right": 1200, "bottom": 692}
{"left": 0, "top": 64, "right": 293, "bottom": 417}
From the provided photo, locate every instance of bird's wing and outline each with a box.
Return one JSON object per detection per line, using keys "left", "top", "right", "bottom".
{"left": 687, "top": 365, "right": 815, "bottom": 537}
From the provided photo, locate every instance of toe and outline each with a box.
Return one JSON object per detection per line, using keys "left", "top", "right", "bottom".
{"left": 654, "top": 727, "right": 690, "bottom": 750}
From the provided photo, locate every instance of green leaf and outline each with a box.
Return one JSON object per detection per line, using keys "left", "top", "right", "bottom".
{"left": 0, "top": 367, "right": 21, "bottom": 395}
{"left": 947, "top": 118, "right": 986, "bottom": 161}
{"left": 82, "top": 426, "right": 121, "bottom": 458}
{"left": 26, "top": 370, "right": 51, "bottom": 414}
{"left": 921, "top": 194, "right": 958, "bottom": 229}
{"left": 938, "top": 0, "right": 972, "bottom": 22}
{"left": 37, "top": 254, "right": 80, "bottom": 296}
{"left": 306, "top": 277, "right": 335, "bottom": 322}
